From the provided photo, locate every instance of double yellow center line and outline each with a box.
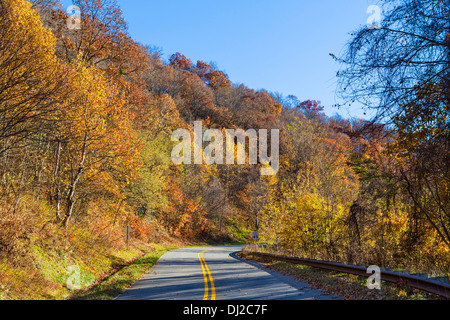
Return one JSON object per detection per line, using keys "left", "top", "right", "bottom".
{"left": 198, "top": 249, "right": 216, "bottom": 300}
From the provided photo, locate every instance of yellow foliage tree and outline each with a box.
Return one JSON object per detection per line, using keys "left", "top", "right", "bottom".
{"left": 0, "top": 0, "right": 66, "bottom": 149}
{"left": 50, "top": 61, "right": 141, "bottom": 227}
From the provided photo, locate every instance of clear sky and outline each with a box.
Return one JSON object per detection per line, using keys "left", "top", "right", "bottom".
{"left": 62, "top": 0, "right": 380, "bottom": 119}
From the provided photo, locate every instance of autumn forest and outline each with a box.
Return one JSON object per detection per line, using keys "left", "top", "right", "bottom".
{"left": 0, "top": 0, "right": 449, "bottom": 299}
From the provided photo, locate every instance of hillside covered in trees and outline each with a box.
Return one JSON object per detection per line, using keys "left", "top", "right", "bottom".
{"left": 0, "top": 0, "right": 448, "bottom": 299}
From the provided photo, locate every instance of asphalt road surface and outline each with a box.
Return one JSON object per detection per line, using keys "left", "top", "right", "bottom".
{"left": 116, "top": 246, "right": 339, "bottom": 300}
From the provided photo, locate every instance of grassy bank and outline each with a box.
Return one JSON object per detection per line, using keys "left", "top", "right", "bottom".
{"left": 69, "top": 243, "right": 179, "bottom": 300}
{"left": 0, "top": 219, "right": 186, "bottom": 300}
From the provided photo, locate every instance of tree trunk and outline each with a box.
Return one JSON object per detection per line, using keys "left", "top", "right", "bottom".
{"left": 62, "top": 132, "right": 88, "bottom": 228}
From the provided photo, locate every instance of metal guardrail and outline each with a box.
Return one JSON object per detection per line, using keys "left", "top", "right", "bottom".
{"left": 251, "top": 252, "right": 450, "bottom": 299}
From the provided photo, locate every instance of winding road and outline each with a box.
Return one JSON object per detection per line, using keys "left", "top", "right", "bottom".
{"left": 115, "top": 246, "right": 339, "bottom": 301}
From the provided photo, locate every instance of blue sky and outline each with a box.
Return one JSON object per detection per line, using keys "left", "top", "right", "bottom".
{"left": 62, "top": 0, "right": 379, "bottom": 119}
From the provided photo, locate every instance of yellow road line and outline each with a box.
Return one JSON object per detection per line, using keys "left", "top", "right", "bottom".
{"left": 198, "top": 251, "right": 209, "bottom": 300}
{"left": 198, "top": 249, "right": 216, "bottom": 300}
